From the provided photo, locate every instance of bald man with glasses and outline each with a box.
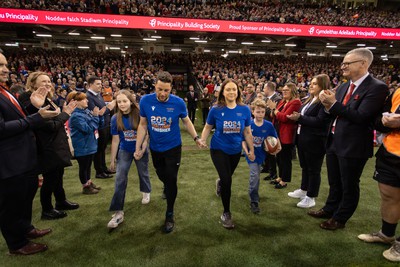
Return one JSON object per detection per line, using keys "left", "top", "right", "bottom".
{"left": 308, "top": 48, "right": 389, "bottom": 230}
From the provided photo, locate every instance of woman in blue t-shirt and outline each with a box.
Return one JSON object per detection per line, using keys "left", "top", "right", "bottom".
{"left": 200, "top": 79, "right": 255, "bottom": 229}
{"left": 107, "top": 90, "right": 151, "bottom": 230}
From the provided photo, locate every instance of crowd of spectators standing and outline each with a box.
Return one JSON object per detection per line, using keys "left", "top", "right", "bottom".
{"left": 3, "top": 48, "right": 399, "bottom": 100}
{"left": 1, "top": 0, "right": 399, "bottom": 28}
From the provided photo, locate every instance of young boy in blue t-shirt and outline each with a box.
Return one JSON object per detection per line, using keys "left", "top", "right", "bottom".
{"left": 242, "top": 99, "right": 279, "bottom": 214}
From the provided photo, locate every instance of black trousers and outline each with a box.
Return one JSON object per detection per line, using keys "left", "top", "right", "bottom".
{"left": 0, "top": 174, "right": 37, "bottom": 250}
{"left": 93, "top": 126, "right": 110, "bottom": 174}
{"left": 41, "top": 167, "right": 66, "bottom": 211}
{"left": 76, "top": 154, "right": 94, "bottom": 185}
{"left": 210, "top": 149, "right": 241, "bottom": 213}
{"left": 188, "top": 107, "right": 196, "bottom": 123}
{"left": 202, "top": 108, "right": 209, "bottom": 125}
{"left": 323, "top": 148, "right": 368, "bottom": 223}
{"left": 277, "top": 144, "right": 294, "bottom": 182}
{"left": 264, "top": 153, "right": 277, "bottom": 176}
{"left": 151, "top": 145, "right": 182, "bottom": 214}
{"left": 297, "top": 145, "right": 325, "bottom": 198}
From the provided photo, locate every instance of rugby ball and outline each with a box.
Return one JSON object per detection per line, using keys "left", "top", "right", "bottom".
{"left": 264, "top": 136, "right": 279, "bottom": 154}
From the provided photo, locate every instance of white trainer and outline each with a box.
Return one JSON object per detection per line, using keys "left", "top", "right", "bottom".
{"left": 288, "top": 189, "right": 306, "bottom": 199}
{"left": 107, "top": 211, "right": 124, "bottom": 229}
{"left": 383, "top": 241, "right": 400, "bottom": 262}
{"left": 297, "top": 196, "right": 316, "bottom": 208}
{"left": 358, "top": 230, "right": 395, "bottom": 244}
{"left": 142, "top": 193, "right": 150, "bottom": 204}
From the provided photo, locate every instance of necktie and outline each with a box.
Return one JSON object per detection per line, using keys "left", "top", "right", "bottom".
{"left": 343, "top": 83, "right": 356, "bottom": 105}
{"left": 0, "top": 86, "right": 26, "bottom": 117}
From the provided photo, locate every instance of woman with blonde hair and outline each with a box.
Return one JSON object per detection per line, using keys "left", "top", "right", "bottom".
{"left": 107, "top": 90, "right": 151, "bottom": 229}
{"left": 287, "top": 74, "right": 331, "bottom": 208}
{"left": 266, "top": 82, "right": 302, "bottom": 189}
{"left": 20, "top": 71, "right": 79, "bottom": 220}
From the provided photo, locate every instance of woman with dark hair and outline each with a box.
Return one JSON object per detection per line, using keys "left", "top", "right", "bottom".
{"left": 266, "top": 82, "right": 302, "bottom": 189}
{"left": 67, "top": 91, "right": 102, "bottom": 194}
{"left": 200, "top": 79, "right": 254, "bottom": 229}
{"left": 20, "top": 71, "right": 79, "bottom": 220}
{"left": 107, "top": 90, "right": 151, "bottom": 229}
{"left": 287, "top": 74, "right": 331, "bottom": 208}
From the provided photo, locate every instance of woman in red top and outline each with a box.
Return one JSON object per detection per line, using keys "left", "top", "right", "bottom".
{"left": 267, "top": 83, "right": 301, "bottom": 189}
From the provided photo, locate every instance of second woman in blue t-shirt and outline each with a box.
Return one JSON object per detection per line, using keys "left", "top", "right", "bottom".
{"left": 200, "top": 79, "right": 255, "bottom": 229}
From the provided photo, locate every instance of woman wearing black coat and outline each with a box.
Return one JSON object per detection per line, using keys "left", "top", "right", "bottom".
{"left": 21, "top": 71, "right": 79, "bottom": 220}
{"left": 286, "top": 74, "right": 331, "bottom": 208}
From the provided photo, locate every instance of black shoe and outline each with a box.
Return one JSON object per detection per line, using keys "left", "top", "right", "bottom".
{"left": 164, "top": 216, "right": 175, "bottom": 233}
{"left": 260, "top": 168, "right": 269, "bottom": 173}
{"left": 41, "top": 209, "right": 67, "bottom": 220}
{"left": 104, "top": 169, "right": 116, "bottom": 175}
{"left": 95, "top": 173, "right": 113, "bottom": 179}
{"left": 55, "top": 200, "right": 79, "bottom": 210}
{"left": 250, "top": 202, "right": 260, "bottom": 214}
{"left": 264, "top": 174, "right": 277, "bottom": 181}
{"left": 275, "top": 183, "right": 287, "bottom": 189}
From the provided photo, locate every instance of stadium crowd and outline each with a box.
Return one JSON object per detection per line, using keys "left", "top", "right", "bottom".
{"left": 3, "top": 48, "right": 399, "bottom": 97}
{"left": 0, "top": 0, "right": 399, "bottom": 28}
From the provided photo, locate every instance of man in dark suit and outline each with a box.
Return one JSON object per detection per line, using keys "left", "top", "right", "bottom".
{"left": 262, "top": 82, "right": 282, "bottom": 177}
{"left": 86, "top": 76, "right": 115, "bottom": 179}
{"left": 184, "top": 85, "right": 199, "bottom": 123}
{"left": 0, "top": 52, "right": 59, "bottom": 255}
{"left": 309, "top": 48, "right": 389, "bottom": 230}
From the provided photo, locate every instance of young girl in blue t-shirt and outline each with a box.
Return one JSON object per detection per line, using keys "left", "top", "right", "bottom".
{"left": 200, "top": 79, "right": 255, "bottom": 229}
{"left": 107, "top": 90, "right": 151, "bottom": 229}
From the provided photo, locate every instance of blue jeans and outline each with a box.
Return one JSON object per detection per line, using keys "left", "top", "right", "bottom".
{"left": 248, "top": 163, "right": 261, "bottom": 203}
{"left": 109, "top": 149, "right": 151, "bottom": 211}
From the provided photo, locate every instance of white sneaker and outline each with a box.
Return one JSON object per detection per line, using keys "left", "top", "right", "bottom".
{"left": 296, "top": 196, "right": 316, "bottom": 208}
{"left": 383, "top": 241, "right": 400, "bottom": 262}
{"left": 288, "top": 189, "right": 306, "bottom": 199}
{"left": 107, "top": 211, "right": 124, "bottom": 229}
{"left": 142, "top": 193, "right": 150, "bottom": 204}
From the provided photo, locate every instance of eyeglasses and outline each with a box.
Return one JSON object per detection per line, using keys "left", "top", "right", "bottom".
{"left": 341, "top": 60, "right": 364, "bottom": 68}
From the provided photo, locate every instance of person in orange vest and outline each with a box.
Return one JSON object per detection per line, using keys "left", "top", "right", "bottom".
{"left": 102, "top": 80, "right": 113, "bottom": 104}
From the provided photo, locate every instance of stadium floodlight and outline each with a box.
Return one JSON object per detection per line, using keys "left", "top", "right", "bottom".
{"left": 255, "top": 51, "right": 266, "bottom": 54}
{"left": 111, "top": 34, "right": 122, "bottom": 37}
{"left": 151, "top": 36, "right": 162, "bottom": 39}
{"left": 241, "top": 42, "right": 253, "bottom": 45}
{"left": 171, "top": 48, "right": 181, "bottom": 52}
{"left": 69, "top": 32, "right": 80, "bottom": 36}
{"left": 91, "top": 36, "right": 105, "bottom": 40}
{"left": 261, "top": 40, "right": 271, "bottom": 43}
{"left": 357, "top": 44, "right": 366, "bottom": 47}
{"left": 36, "top": 34, "right": 52, "bottom": 37}
{"left": 5, "top": 43, "right": 18, "bottom": 46}
{"left": 228, "top": 50, "right": 239, "bottom": 53}
{"left": 204, "top": 50, "right": 211, "bottom": 52}
{"left": 195, "top": 40, "right": 207, "bottom": 43}
{"left": 366, "top": 46, "right": 376, "bottom": 50}
{"left": 332, "top": 54, "right": 341, "bottom": 57}
{"left": 109, "top": 47, "right": 120, "bottom": 50}
{"left": 78, "top": 46, "right": 90, "bottom": 49}
{"left": 227, "top": 39, "right": 236, "bottom": 42}
{"left": 190, "top": 37, "right": 199, "bottom": 40}
{"left": 285, "top": 44, "right": 296, "bottom": 47}
{"left": 143, "top": 38, "right": 156, "bottom": 41}
{"left": 326, "top": 45, "right": 337, "bottom": 48}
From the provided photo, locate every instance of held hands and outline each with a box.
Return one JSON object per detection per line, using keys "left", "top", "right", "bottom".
{"left": 319, "top": 90, "right": 336, "bottom": 108}
{"left": 287, "top": 111, "right": 300, "bottom": 121}
{"left": 134, "top": 149, "right": 144, "bottom": 160}
{"left": 109, "top": 161, "right": 116, "bottom": 173}
{"left": 30, "top": 86, "right": 50, "bottom": 109}
{"left": 196, "top": 138, "right": 208, "bottom": 148}
{"left": 38, "top": 105, "right": 61, "bottom": 118}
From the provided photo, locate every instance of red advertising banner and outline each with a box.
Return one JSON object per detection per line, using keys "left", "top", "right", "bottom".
{"left": 1, "top": 8, "right": 399, "bottom": 40}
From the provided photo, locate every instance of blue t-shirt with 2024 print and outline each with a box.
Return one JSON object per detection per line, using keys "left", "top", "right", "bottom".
{"left": 245, "top": 119, "right": 277, "bottom": 165}
{"left": 140, "top": 93, "right": 187, "bottom": 152}
{"left": 207, "top": 104, "right": 251, "bottom": 155}
{"left": 110, "top": 114, "right": 137, "bottom": 153}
